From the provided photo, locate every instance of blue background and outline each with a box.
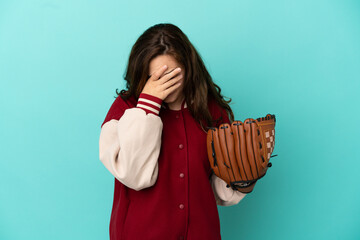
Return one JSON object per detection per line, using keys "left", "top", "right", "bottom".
{"left": 1, "top": 0, "right": 359, "bottom": 239}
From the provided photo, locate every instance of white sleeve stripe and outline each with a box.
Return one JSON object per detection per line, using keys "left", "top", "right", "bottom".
{"left": 136, "top": 104, "right": 160, "bottom": 115}
{"left": 138, "top": 97, "right": 162, "bottom": 108}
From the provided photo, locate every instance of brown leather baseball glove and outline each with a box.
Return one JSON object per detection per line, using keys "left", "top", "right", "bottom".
{"left": 207, "top": 114, "right": 277, "bottom": 193}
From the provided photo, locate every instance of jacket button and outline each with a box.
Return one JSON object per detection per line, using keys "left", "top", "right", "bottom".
{"left": 179, "top": 236, "right": 184, "bottom": 240}
{"left": 176, "top": 114, "right": 179, "bottom": 118}
{"left": 179, "top": 144, "right": 183, "bottom": 149}
{"left": 179, "top": 173, "right": 184, "bottom": 178}
{"left": 179, "top": 204, "right": 184, "bottom": 209}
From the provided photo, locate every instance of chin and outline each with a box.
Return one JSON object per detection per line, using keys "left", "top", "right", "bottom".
{"left": 164, "top": 93, "right": 178, "bottom": 103}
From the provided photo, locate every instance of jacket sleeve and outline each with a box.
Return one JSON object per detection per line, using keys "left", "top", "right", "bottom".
{"left": 99, "top": 93, "right": 163, "bottom": 191}
{"left": 210, "top": 105, "right": 247, "bottom": 206}
{"left": 210, "top": 173, "right": 247, "bottom": 206}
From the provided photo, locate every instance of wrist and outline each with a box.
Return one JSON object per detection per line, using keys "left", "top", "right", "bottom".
{"left": 136, "top": 93, "right": 163, "bottom": 115}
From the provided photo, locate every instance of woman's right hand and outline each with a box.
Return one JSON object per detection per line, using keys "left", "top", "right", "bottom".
{"left": 141, "top": 65, "right": 183, "bottom": 101}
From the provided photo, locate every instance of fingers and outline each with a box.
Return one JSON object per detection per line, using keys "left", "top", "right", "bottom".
{"left": 162, "top": 73, "right": 183, "bottom": 97}
{"left": 244, "top": 118, "right": 260, "bottom": 179}
{"left": 207, "top": 127, "right": 232, "bottom": 186}
{"left": 250, "top": 122, "right": 267, "bottom": 177}
{"left": 163, "top": 82, "right": 182, "bottom": 97}
{"left": 162, "top": 73, "right": 183, "bottom": 90}
{"left": 149, "top": 65, "right": 169, "bottom": 81}
{"left": 158, "top": 67, "right": 182, "bottom": 83}
{"left": 231, "top": 121, "right": 251, "bottom": 181}
{"left": 220, "top": 123, "right": 242, "bottom": 183}
{"left": 218, "top": 123, "right": 238, "bottom": 184}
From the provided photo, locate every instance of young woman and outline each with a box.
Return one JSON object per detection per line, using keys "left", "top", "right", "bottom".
{"left": 99, "top": 23, "right": 246, "bottom": 240}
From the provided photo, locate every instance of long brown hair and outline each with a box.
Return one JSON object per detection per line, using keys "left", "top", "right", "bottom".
{"left": 115, "top": 23, "right": 234, "bottom": 132}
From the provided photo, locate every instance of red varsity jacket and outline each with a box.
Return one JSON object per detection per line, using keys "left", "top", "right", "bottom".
{"left": 99, "top": 92, "right": 246, "bottom": 240}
